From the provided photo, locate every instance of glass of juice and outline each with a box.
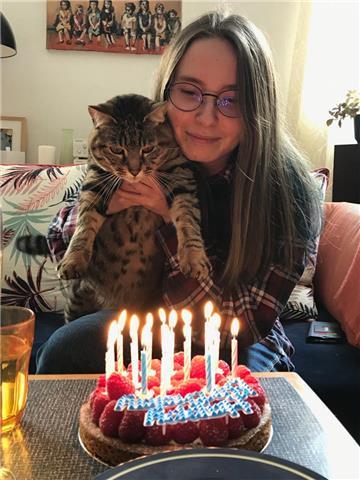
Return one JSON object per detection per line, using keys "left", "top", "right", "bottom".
{"left": 1, "top": 306, "right": 35, "bottom": 434}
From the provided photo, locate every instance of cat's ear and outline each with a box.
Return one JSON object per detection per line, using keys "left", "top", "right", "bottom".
{"left": 88, "top": 106, "right": 117, "bottom": 128}
{"left": 144, "top": 101, "right": 167, "bottom": 125}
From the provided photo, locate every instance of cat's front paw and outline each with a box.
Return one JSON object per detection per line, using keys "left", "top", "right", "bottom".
{"left": 57, "top": 255, "right": 89, "bottom": 280}
{"left": 178, "top": 247, "right": 212, "bottom": 281}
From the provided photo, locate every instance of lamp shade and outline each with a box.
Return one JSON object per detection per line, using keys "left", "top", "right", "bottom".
{"left": 0, "top": 12, "right": 17, "bottom": 58}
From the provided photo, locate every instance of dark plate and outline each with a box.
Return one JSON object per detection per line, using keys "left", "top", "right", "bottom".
{"left": 95, "top": 448, "right": 327, "bottom": 480}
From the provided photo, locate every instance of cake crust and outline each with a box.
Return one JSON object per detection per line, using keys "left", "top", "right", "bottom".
{"left": 79, "top": 401, "right": 272, "bottom": 466}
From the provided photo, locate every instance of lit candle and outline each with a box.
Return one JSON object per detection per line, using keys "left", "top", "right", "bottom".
{"left": 169, "top": 309, "right": 177, "bottom": 376}
{"left": 211, "top": 313, "right": 221, "bottom": 375}
{"left": 105, "top": 321, "right": 118, "bottom": 384}
{"left": 181, "top": 309, "right": 192, "bottom": 380}
{"left": 117, "top": 310, "right": 127, "bottom": 373}
{"left": 141, "top": 325, "right": 148, "bottom": 395}
{"left": 231, "top": 318, "right": 240, "bottom": 377}
{"left": 206, "top": 351, "right": 214, "bottom": 393}
{"left": 130, "top": 314, "right": 140, "bottom": 388}
{"left": 204, "top": 301, "right": 214, "bottom": 356}
{"left": 159, "top": 308, "right": 169, "bottom": 396}
{"left": 145, "top": 313, "right": 153, "bottom": 373}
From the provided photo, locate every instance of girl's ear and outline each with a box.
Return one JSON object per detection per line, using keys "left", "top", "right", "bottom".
{"left": 88, "top": 106, "right": 117, "bottom": 128}
{"left": 144, "top": 101, "right": 168, "bottom": 125}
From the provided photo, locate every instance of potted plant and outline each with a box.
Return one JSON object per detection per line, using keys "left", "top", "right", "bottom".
{"left": 326, "top": 89, "right": 360, "bottom": 143}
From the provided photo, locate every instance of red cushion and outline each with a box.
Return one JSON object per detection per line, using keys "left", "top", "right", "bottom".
{"left": 314, "top": 202, "right": 360, "bottom": 347}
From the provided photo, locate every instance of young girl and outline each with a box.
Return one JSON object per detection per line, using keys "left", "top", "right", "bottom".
{"left": 55, "top": 0, "right": 73, "bottom": 44}
{"left": 87, "top": 0, "right": 101, "bottom": 44}
{"left": 37, "top": 11, "right": 321, "bottom": 374}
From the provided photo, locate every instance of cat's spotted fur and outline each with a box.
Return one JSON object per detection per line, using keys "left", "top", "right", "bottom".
{"left": 57, "top": 94, "right": 210, "bottom": 322}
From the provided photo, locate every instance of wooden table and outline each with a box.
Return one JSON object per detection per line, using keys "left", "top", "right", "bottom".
{"left": 1, "top": 372, "right": 359, "bottom": 479}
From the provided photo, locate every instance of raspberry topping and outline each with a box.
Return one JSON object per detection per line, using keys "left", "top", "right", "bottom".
{"left": 174, "top": 351, "right": 184, "bottom": 366}
{"left": 190, "top": 355, "right": 206, "bottom": 379}
{"left": 99, "top": 400, "right": 124, "bottom": 437}
{"left": 228, "top": 414, "right": 246, "bottom": 439}
{"left": 144, "top": 424, "right": 172, "bottom": 446}
{"left": 118, "top": 410, "right": 145, "bottom": 443}
{"left": 91, "top": 392, "right": 110, "bottom": 426}
{"left": 241, "top": 399, "right": 261, "bottom": 429}
{"left": 199, "top": 417, "right": 229, "bottom": 446}
{"left": 106, "top": 373, "right": 135, "bottom": 400}
{"left": 171, "top": 421, "right": 199, "bottom": 444}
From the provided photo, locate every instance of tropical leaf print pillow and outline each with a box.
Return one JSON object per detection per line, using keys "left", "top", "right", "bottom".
{"left": 0, "top": 164, "right": 87, "bottom": 313}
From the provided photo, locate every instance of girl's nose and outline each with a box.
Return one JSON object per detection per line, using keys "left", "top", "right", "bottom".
{"left": 195, "top": 96, "right": 219, "bottom": 125}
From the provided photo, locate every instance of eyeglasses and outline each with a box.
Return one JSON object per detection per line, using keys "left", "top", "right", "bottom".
{"left": 168, "top": 82, "right": 241, "bottom": 118}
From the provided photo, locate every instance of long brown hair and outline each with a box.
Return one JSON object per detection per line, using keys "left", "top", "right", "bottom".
{"left": 154, "top": 11, "right": 322, "bottom": 285}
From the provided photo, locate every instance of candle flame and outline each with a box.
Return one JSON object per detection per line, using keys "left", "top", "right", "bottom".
{"left": 211, "top": 313, "right": 221, "bottom": 330}
{"left": 169, "top": 309, "right": 177, "bottom": 329}
{"left": 118, "top": 309, "right": 127, "bottom": 332}
{"left": 181, "top": 309, "right": 192, "bottom": 324}
{"left": 130, "top": 314, "right": 139, "bottom": 338}
{"left": 141, "top": 324, "right": 150, "bottom": 348}
{"left": 231, "top": 318, "right": 240, "bottom": 337}
{"left": 145, "top": 312, "right": 153, "bottom": 328}
{"left": 158, "top": 307, "right": 166, "bottom": 324}
{"left": 204, "top": 301, "right": 213, "bottom": 319}
{"left": 107, "top": 320, "right": 118, "bottom": 348}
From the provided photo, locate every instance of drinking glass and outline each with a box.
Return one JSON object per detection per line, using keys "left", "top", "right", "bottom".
{"left": 1, "top": 306, "right": 35, "bottom": 434}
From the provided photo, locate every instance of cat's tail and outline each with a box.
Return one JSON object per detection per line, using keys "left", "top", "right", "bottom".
{"left": 16, "top": 235, "right": 51, "bottom": 256}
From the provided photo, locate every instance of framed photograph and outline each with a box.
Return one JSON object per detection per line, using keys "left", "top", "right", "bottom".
{"left": 0, "top": 116, "right": 27, "bottom": 152}
{"left": 46, "top": 0, "right": 182, "bottom": 55}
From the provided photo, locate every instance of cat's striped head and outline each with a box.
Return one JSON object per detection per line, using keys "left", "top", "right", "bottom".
{"left": 88, "top": 94, "right": 176, "bottom": 183}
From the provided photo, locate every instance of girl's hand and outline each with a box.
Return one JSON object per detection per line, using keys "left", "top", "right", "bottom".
{"left": 106, "top": 177, "right": 172, "bottom": 223}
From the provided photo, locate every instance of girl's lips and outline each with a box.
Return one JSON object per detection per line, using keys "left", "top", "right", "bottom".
{"left": 186, "top": 132, "right": 220, "bottom": 143}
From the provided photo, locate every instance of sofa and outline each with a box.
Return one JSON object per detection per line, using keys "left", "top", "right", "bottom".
{"left": 1, "top": 163, "right": 359, "bottom": 444}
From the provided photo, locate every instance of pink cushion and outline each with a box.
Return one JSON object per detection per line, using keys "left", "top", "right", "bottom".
{"left": 314, "top": 202, "right": 360, "bottom": 347}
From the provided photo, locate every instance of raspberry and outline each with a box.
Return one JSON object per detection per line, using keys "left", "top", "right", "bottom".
{"left": 92, "top": 392, "right": 110, "bottom": 425}
{"left": 152, "top": 386, "right": 160, "bottom": 396}
{"left": 144, "top": 424, "right": 172, "bottom": 446}
{"left": 249, "top": 384, "right": 266, "bottom": 411}
{"left": 217, "top": 360, "right": 230, "bottom": 377}
{"left": 178, "top": 379, "right": 203, "bottom": 397}
{"left": 241, "top": 399, "right": 261, "bottom": 429}
{"left": 215, "top": 373, "right": 226, "bottom": 384}
{"left": 107, "top": 373, "right": 135, "bottom": 400}
{"left": 97, "top": 374, "right": 106, "bottom": 388}
{"left": 89, "top": 388, "right": 104, "bottom": 409}
{"left": 174, "top": 352, "right": 184, "bottom": 367}
{"left": 99, "top": 400, "right": 124, "bottom": 437}
{"left": 234, "top": 365, "right": 251, "bottom": 379}
{"left": 173, "top": 361, "right": 183, "bottom": 371}
{"left": 147, "top": 375, "right": 160, "bottom": 390}
{"left": 171, "top": 369, "right": 184, "bottom": 383}
{"left": 190, "top": 355, "right": 206, "bottom": 379}
{"left": 199, "top": 417, "right": 229, "bottom": 446}
{"left": 174, "top": 351, "right": 184, "bottom": 366}
{"left": 148, "top": 358, "right": 161, "bottom": 378}
{"left": 171, "top": 421, "right": 199, "bottom": 444}
{"left": 243, "top": 374, "right": 260, "bottom": 388}
{"left": 228, "top": 414, "right": 246, "bottom": 439}
{"left": 118, "top": 410, "right": 145, "bottom": 443}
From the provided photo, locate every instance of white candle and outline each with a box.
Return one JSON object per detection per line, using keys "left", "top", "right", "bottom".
{"left": 204, "top": 301, "right": 214, "bottom": 356}
{"left": 181, "top": 309, "right": 192, "bottom": 380}
{"left": 231, "top": 318, "right": 240, "bottom": 377}
{"left": 145, "top": 313, "right": 153, "bottom": 373}
{"left": 206, "top": 351, "right": 214, "bottom": 393}
{"left": 211, "top": 313, "right": 221, "bottom": 375}
{"left": 117, "top": 310, "right": 127, "bottom": 373}
{"left": 105, "top": 321, "right": 118, "bottom": 385}
{"left": 159, "top": 308, "right": 169, "bottom": 396}
{"left": 130, "top": 314, "right": 140, "bottom": 388}
{"left": 169, "top": 309, "right": 177, "bottom": 376}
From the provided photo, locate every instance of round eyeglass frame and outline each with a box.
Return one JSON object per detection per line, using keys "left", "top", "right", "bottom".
{"left": 168, "top": 82, "right": 241, "bottom": 118}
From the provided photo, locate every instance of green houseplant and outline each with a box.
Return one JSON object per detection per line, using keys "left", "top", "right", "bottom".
{"left": 327, "top": 89, "right": 360, "bottom": 143}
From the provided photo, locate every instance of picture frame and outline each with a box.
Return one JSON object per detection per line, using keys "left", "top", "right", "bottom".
{"left": 0, "top": 116, "right": 27, "bottom": 152}
{"left": 46, "top": 0, "right": 182, "bottom": 55}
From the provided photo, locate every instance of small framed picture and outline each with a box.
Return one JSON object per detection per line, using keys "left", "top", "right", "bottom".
{"left": 0, "top": 116, "right": 27, "bottom": 152}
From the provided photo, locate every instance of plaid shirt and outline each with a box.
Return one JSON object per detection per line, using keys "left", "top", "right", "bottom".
{"left": 48, "top": 168, "right": 306, "bottom": 358}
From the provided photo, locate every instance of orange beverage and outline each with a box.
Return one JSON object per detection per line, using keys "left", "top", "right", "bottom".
{"left": 0, "top": 307, "right": 34, "bottom": 434}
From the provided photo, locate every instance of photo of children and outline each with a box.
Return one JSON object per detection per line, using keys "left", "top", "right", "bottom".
{"left": 46, "top": 0, "right": 182, "bottom": 54}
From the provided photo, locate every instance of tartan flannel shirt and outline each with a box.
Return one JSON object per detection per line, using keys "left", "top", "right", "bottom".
{"left": 48, "top": 168, "right": 307, "bottom": 358}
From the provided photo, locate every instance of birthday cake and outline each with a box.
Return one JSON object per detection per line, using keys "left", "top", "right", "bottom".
{"left": 79, "top": 354, "right": 272, "bottom": 466}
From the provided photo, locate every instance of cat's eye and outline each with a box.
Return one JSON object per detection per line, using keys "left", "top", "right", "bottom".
{"left": 109, "top": 146, "right": 124, "bottom": 155}
{"left": 140, "top": 145, "right": 155, "bottom": 156}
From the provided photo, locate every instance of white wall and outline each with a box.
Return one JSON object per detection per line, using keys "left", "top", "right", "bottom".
{"left": 1, "top": 0, "right": 301, "bottom": 164}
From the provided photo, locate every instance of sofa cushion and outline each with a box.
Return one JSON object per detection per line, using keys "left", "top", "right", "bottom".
{"left": 1, "top": 164, "right": 87, "bottom": 313}
{"left": 314, "top": 202, "right": 360, "bottom": 348}
{"left": 281, "top": 168, "right": 329, "bottom": 321}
